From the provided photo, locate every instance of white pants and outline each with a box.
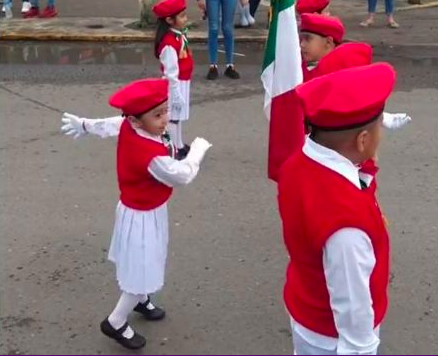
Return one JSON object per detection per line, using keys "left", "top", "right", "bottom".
{"left": 292, "top": 329, "right": 378, "bottom": 355}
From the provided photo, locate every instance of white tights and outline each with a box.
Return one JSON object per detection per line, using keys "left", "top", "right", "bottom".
{"left": 107, "top": 292, "right": 151, "bottom": 338}
{"left": 168, "top": 121, "right": 184, "bottom": 149}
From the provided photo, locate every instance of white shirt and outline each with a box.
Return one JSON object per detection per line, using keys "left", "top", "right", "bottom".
{"left": 83, "top": 116, "right": 203, "bottom": 187}
{"left": 291, "top": 136, "right": 381, "bottom": 355}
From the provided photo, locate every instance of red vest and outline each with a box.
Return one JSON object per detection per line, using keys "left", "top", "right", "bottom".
{"left": 278, "top": 151, "right": 390, "bottom": 337}
{"left": 117, "top": 120, "right": 173, "bottom": 210}
{"left": 158, "top": 32, "right": 194, "bottom": 80}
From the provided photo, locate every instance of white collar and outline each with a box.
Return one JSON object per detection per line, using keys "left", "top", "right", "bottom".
{"left": 129, "top": 122, "right": 163, "bottom": 144}
{"left": 302, "top": 136, "right": 364, "bottom": 189}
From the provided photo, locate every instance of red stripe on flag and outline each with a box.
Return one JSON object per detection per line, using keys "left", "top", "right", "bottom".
{"left": 268, "top": 89, "right": 305, "bottom": 182}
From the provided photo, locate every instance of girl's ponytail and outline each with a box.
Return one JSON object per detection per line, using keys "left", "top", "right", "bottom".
{"left": 154, "top": 18, "right": 171, "bottom": 58}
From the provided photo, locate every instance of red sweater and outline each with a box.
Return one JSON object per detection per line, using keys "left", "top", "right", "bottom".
{"left": 278, "top": 151, "right": 390, "bottom": 337}
{"left": 158, "top": 32, "right": 194, "bottom": 81}
{"left": 117, "top": 120, "right": 173, "bottom": 210}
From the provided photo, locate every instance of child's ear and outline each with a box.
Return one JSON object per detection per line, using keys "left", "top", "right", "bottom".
{"left": 326, "top": 36, "right": 336, "bottom": 48}
{"left": 165, "top": 16, "right": 174, "bottom": 26}
{"left": 356, "top": 130, "right": 369, "bottom": 154}
{"left": 127, "top": 115, "right": 140, "bottom": 128}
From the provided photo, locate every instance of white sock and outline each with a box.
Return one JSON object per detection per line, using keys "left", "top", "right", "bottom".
{"left": 240, "top": 3, "right": 249, "bottom": 26}
{"left": 140, "top": 295, "right": 157, "bottom": 310}
{"left": 176, "top": 122, "right": 184, "bottom": 149}
{"left": 244, "top": 4, "right": 255, "bottom": 24}
{"left": 108, "top": 292, "right": 143, "bottom": 339}
{"left": 168, "top": 122, "right": 179, "bottom": 148}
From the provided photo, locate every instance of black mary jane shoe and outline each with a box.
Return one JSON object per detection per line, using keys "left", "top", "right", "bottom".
{"left": 175, "top": 144, "right": 191, "bottom": 160}
{"left": 100, "top": 318, "right": 146, "bottom": 350}
{"left": 134, "top": 297, "right": 166, "bottom": 321}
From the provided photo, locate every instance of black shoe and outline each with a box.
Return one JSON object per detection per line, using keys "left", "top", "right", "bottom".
{"left": 175, "top": 144, "right": 191, "bottom": 160}
{"left": 100, "top": 318, "right": 146, "bottom": 350}
{"left": 206, "top": 66, "right": 219, "bottom": 80}
{"left": 134, "top": 297, "right": 166, "bottom": 321}
{"left": 224, "top": 65, "right": 240, "bottom": 79}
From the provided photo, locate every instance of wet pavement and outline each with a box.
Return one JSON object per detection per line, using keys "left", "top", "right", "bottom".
{"left": 1, "top": 39, "right": 438, "bottom": 355}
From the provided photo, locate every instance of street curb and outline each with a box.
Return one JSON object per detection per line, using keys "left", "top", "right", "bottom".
{"left": 0, "top": 32, "right": 268, "bottom": 43}
{"left": 390, "top": 0, "right": 438, "bottom": 11}
{"left": 0, "top": 17, "right": 268, "bottom": 43}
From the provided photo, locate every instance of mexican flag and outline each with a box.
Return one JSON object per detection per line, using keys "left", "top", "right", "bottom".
{"left": 261, "top": 0, "right": 304, "bottom": 181}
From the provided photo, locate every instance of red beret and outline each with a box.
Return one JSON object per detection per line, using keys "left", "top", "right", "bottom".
{"left": 300, "top": 14, "right": 345, "bottom": 44}
{"left": 109, "top": 78, "right": 169, "bottom": 116}
{"left": 152, "top": 0, "right": 186, "bottom": 18}
{"left": 316, "top": 43, "right": 373, "bottom": 76}
{"left": 296, "top": 63, "right": 396, "bottom": 130}
{"left": 296, "top": 0, "right": 330, "bottom": 14}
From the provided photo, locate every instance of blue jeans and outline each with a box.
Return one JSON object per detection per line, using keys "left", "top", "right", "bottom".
{"left": 30, "top": 0, "right": 55, "bottom": 7}
{"left": 4, "top": 0, "right": 31, "bottom": 5}
{"left": 206, "top": 0, "right": 237, "bottom": 65}
{"left": 368, "top": 0, "right": 394, "bottom": 14}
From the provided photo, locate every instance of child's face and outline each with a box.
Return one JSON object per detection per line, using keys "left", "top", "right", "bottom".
{"left": 168, "top": 10, "right": 188, "bottom": 30}
{"left": 300, "top": 32, "right": 334, "bottom": 62}
{"left": 130, "top": 101, "right": 169, "bottom": 136}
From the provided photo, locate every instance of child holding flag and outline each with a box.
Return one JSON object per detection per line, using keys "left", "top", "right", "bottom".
{"left": 265, "top": 12, "right": 411, "bottom": 181}
{"left": 279, "top": 63, "right": 396, "bottom": 355}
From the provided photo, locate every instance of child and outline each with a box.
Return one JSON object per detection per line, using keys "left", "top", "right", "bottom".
{"left": 267, "top": 13, "right": 411, "bottom": 181}
{"left": 236, "top": 0, "right": 255, "bottom": 28}
{"left": 63, "top": 78, "right": 211, "bottom": 349}
{"left": 153, "top": 0, "right": 193, "bottom": 160}
{"left": 278, "top": 63, "right": 396, "bottom": 355}
{"left": 296, "top": 0, "right": 330, "bottom": 15}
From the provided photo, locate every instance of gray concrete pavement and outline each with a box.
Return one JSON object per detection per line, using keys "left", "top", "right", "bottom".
{"left": 0, "top": 41, "right": 437, "bottom": 355}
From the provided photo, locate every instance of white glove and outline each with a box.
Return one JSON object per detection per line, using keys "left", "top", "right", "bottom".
{"left": 382, "top": 112, "right": 412, "bottom": 130}
{"left": 61, "top": 112, "right": 89, "bottom": 139}
{"left": 187, "top": 137, "right": 212, "bottom": 163}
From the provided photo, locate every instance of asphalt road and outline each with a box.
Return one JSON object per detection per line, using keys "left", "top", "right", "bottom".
{"left": 0, "top": 41, "right": 437, "bottom": 354}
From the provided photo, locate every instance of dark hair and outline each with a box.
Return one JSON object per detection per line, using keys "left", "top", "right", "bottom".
{"left": 154, "top": 18, "right": 172, "bottom": 58}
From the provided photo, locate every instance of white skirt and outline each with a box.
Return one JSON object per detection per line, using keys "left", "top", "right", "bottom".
{"left": 169, "top": 80, "right": 190, "bottom": 122}
{"left": 108, "top": 201, "right": 169, "bottom": 295}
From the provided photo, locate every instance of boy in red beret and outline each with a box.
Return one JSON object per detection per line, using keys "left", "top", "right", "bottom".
{"left": 267, "top": 13, "right": 411, "bottom": 181}
{"left": 63, "top": 78, "right": 211, "bottom": 350}
{"left": 278, "top": 63, "right": 396, "bottom": 355}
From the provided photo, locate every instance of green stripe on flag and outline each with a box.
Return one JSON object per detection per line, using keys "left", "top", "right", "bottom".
{"left": 262, "top": 0, "right": 295, "bottom": 70}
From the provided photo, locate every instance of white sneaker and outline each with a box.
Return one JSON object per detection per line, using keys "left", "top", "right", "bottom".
{"left": 4, "top": 4, "right": 13, "bottom": 18}
{"left": 21, "top": 1, "right": 31, "bottom": 13}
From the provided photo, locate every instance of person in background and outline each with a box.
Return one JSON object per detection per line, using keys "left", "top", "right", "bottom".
{"left": 2, "top": 0, "right": 31, "bottom": 18}
{"left": 196, "top": 0, "right": 241, "bottom": 80}
{"left": 23, "top": 0, "right": 57, "bottom": 18}
{"left": 360, "top": 0, "right": 399, "bottom": 28}
{"left": 235, "top": 0, "right": 255, "bottom": 28}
